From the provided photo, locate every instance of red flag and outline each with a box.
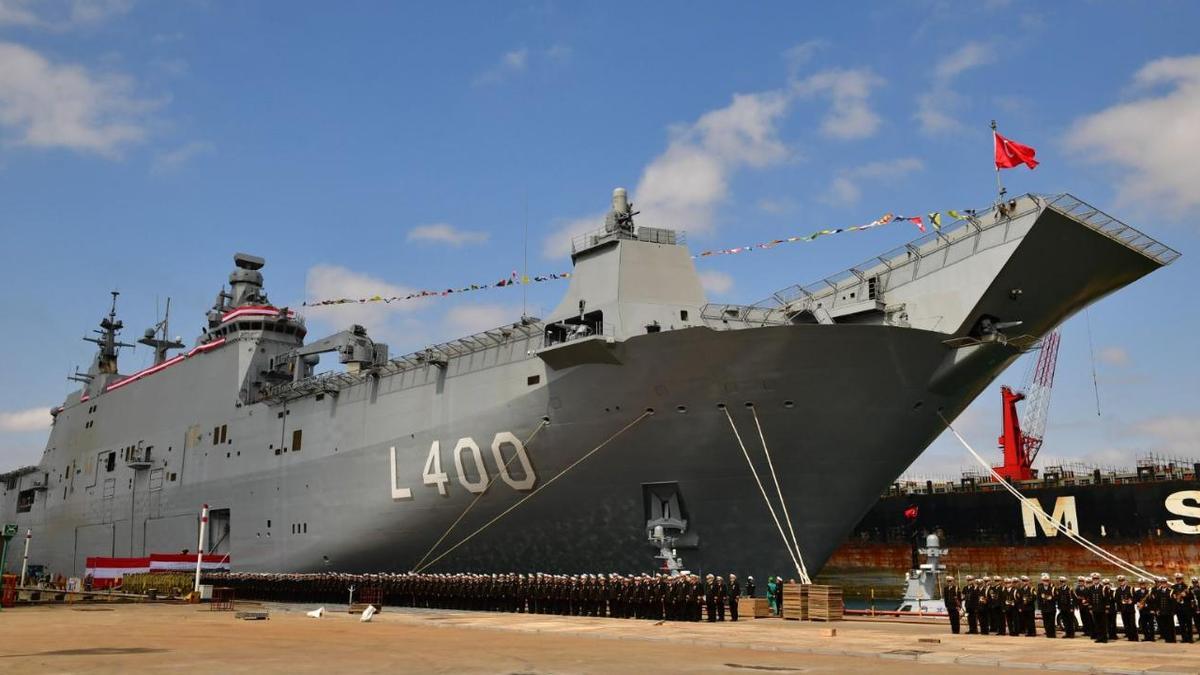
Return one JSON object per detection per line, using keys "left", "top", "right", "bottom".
{"left": 994, "top": 131, "right": 1039, "bottom": 170}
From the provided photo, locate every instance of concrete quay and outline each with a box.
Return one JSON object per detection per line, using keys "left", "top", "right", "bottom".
{"left": 0, "top": 602, "right": 1197, "bottom": 674}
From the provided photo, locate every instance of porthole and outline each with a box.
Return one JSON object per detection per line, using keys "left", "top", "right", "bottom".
{"left": 783, "top": 400, "right": 795, "bottom": 409}
{"left": 676, "top": 405, "right": 687, "bottom": 414}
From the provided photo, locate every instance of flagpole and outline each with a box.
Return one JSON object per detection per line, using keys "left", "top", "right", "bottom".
{"left": 991, "top": 120, "right": 1007, "bottom": 204}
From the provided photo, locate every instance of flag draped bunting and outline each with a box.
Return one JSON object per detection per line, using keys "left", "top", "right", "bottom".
{"left": 304, "top": 207, "right": 982, "bottom": 307}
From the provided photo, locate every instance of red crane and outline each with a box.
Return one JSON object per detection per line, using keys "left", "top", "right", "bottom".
{"left": 995, "top": 329, "right": 1061, "bottom": 481}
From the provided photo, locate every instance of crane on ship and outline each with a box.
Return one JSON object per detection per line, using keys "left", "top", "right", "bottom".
{"left": 995, "top": 328, "right": 1061, "bottom": 481}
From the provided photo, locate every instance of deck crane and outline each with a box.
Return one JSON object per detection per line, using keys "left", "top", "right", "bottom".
{"left": 995, "top": 328, "right": 1061, "bottom": 481}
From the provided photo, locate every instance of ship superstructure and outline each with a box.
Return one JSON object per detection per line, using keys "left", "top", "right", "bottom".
{"left": 0, "top": 191, "right": 1179, "bottom": 585}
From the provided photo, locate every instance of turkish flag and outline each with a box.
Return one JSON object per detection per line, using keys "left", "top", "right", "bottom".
{"left": 994, "top": 131, "right": 1039, "bottom": 170}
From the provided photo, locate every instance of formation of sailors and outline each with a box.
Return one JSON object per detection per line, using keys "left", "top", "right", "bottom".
{"left": 943, "top": 572, "right": 1199, "bottom": 644}
{"left": 203, "top": 570, "right": 752, "bottom": 622}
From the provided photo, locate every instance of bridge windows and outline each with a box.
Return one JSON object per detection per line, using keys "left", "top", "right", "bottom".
{"left": 17, "top": 488, "right": 35, "bottom": 512}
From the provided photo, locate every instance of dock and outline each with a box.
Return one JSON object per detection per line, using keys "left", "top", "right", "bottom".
{"left": 2, "top": 601, "right": 1197, "bottom": 674}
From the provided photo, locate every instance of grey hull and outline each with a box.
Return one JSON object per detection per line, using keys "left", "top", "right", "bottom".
{"left": 0, "top": 193, "right": 1177, "bottom": 587}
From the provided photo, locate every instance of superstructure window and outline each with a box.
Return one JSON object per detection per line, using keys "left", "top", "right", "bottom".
{"left": 291, "top": 429, "right": 302, "bottom": 452}
{"left": 17, "top": 488, "right": 36, "bottom": 512}
{"left": 105, "top": 452, "right": 116, "bottom": 472}
{"left": 220, "top": 424, "right": 228, "bottom": 444}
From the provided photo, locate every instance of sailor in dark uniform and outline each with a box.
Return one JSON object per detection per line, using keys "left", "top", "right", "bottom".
{"left": 1019, "top": 575, "right": 1036, "bottom": 636}
{"left": 1115, "top": 575, "right": 1137, "bottom": 641}
{"left": 728, "top": 574, "right": 741, "bottom": 622}
{"left": 1173, "top": 572, "right": 1194, "bottom": 643}
{"left": 1036, "top": 573, "right": 1056, "bottom": 638}
{"left": 963, "top": 575, "right": 980, "bottom": 634}
{"left": 1094, "top": 578, "right": 1113, "bottom": 643}
{"left": 942, "top": 575, "right": 962, "bottom": 634}
{"left": 1153, "top": 577, "right": 1176, "bottom": 643}
{"left": 1135, "top": 578, "right": 1155, "bottom": 641}
{"left": 1076, "top": 576, "right": 1093, "bottom": 637}
{"left": 987, "top": 576, "right": 1006, "bottom": 635}
{"left": 746, "top": 575, "right": 755, "bottom": 599}
{"left": 1055, "top": 576, "right": 1076, "bottom": 638}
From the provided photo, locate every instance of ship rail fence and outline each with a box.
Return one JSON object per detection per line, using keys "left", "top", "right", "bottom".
{"left": 888, "top": 457, "right": 1199, "bottom": 498}
{"left": 570, "top": 224, "right": 685, "bottom": 255}
{"left": 753, "top": 193, "right": 1180, "bottom": 326}
{"left": 261, "top": 318, "right": 546, "bottom": 402}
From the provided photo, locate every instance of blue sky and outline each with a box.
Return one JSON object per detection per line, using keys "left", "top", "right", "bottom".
{"left": 1, "top": 0, "right": 1198, "bottom": 475}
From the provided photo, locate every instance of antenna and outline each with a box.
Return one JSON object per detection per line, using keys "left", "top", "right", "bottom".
{"left": 522, "top": 188, "right": 529, "bottom": 319}
{"left": 139, "top": 296, "right": 184, "bottom": 365}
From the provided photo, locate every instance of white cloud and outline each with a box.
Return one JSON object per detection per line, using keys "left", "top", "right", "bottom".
{"left": 698, "top": 270, "right": 733, "bottom": 296}
{"left": 1066, "top": 54, "right": 1200, "bottom": 215}
{"left": 792, "top": 68, "right": 884, "bottom": 140}
{"left": 825, "top": 157, "right": 925, "bottom": 207}
{"left": 757, "top": 197, "right": 796, "bottom": 215}
{"left": 1128, "top": 414, "right": 1200, "bottom": 456}
{"left": 783, "top": 39, "right": 826, "bottom": 77}
{"left": 934, "top": 42, "right": 996, "bottom": 81}
{"left": 152, "top": 140, "right": 213, "bottom": 173}
{"left": 473, "top": 47, "right": 530, "bottom": 85}
{"left": 1097, "top": 346, "right": 1130, "bottom": 367}
{"left": 916, "top": 42, "right": 997, "bottom": 136}
{"left": 0, "top": 406, "right": 51, "bottom": 432}
{"left": 304, "top": 265, "right": 431, "bottom": 343}
{"left": 407, "top": 223, "right": 489, "bottom": 247}
{"left": 0, "top": 41, "right": 156, "bottom": 156}
{"left": 443, "top": 303, "right": 521, "bottom": 336}
{"left": 543, "top": 89, "right": 793, "bottom": 258}
{"left": 0, "top": 0, "right": 132, "bottom": 29}
{"left": 541, "top": 212, "right": 603, "bottom": 260}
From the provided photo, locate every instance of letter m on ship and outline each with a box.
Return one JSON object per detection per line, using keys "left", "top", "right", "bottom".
{"left": 1022, "top": 496, "right": 1079, "bottom": 538}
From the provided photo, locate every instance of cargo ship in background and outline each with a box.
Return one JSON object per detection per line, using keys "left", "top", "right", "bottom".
{"left": 0, "top": 190, "right": 1182, "bottom": 589}
{"left": 819, "top": 331, "right": 1200, "bottom": 599}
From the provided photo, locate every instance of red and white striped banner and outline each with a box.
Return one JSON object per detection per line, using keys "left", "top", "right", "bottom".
{"left": 149, "top": 553, "right": 230, "bottom": 572}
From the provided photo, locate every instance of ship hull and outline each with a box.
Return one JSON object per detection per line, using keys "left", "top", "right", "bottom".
{"left": 824, "top": 478, "right": 1200, "bottom": 595}
{"left": 0, "top": 193, "right": 1177, "bottom": 587}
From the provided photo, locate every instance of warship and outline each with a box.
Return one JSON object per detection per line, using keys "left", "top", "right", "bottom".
{"left": 0, "top": 189, "right": 1181, "bottom": 586}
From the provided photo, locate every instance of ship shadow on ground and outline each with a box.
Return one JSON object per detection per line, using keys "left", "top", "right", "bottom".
{"left": 0, "top": 647, "right": 169, "bottom": 658}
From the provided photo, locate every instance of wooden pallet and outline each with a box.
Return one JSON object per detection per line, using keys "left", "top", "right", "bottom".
{"left": 807, "top": 585, "right": 843, "bottom": 622}
{"left": 738, "top": 597, "right": 770, "bottom": 619}
{"left": 781, "top": 583, "right": 808, "bottom": 620}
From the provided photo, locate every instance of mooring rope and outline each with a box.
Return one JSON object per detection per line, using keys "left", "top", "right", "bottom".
{"left": 411, "top": 418, "right": 550, "bottom": 572}
{"left": 939, "top": 412, "right": 1158, "bottom": 580}
{"left": 749, "top": 405, "right": 812, "bottom": 584}
{"left": 723, "top": 406, "right": 808, "bottom": 582}
{"left": 415, "top": 410, "right": 652, "bottom": 573}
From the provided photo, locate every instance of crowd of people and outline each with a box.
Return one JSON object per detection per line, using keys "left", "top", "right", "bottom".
{"left": 942, "top": 572, "right": 1200, "bottom": 644}
{"left": 203, "top": 570, "right": 767, "bottom": 622}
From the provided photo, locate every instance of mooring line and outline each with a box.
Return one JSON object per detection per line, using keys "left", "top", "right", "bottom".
{"left": 939, "top": 411, "right": 1156, "bottom": 580}
{"left": 411, "top": 419, "right": 550, "bottom": 572}
{"left": 724, "top": 407, "right": 806, "bottom": 582}
{"left": 749, "top": 405, "right": 811, "bottom": 584}
{"left": 415, "top": 410, "right": 652, "bottom": 573}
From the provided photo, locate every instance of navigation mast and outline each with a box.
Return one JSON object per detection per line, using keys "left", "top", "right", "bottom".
{"left": 139, "top": 297, "right": 185, "bottom": 365}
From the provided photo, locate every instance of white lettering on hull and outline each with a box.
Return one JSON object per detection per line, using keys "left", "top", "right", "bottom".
{"left": 392, "top": 432, "right": 538, "bottom": 500}
{"left": 1022, "top": 496, "right": 1079, "bottom": 538}
{"left": 1165, "top": 490, "right": 1200, "bottom": 535}
{"left": 389, "top": 446, "right": 412, "bottom": 500}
